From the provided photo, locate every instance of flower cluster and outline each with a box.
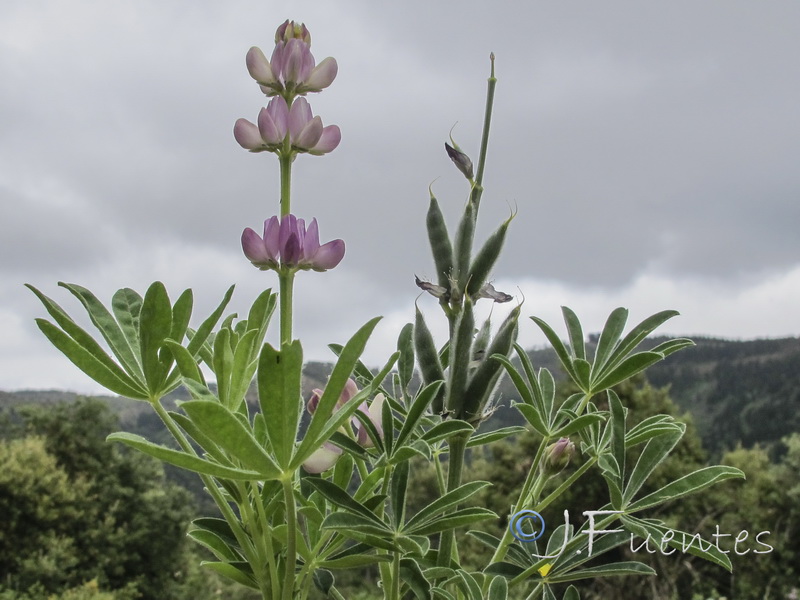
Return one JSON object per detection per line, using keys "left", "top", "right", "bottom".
{"left": 303, "top": 379, "right": 384, "bottom": 473}
{"left": 241, "top": 214, "right": 344, "bottom": 273}
{"left": 245, "top": 19, "right": 337, "bottom": 97}
{"left": 234, "top": 96, "right": 340, "bottom": 155}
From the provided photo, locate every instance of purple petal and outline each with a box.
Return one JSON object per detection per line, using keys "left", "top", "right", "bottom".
{"left": 302, "top": 442, "right": 342, "bottom": 473}
{"left": 337, "top": 378, "right": 359, "bottom": 408}
{"left": 263, "top": 216, "right": 281, "bottom": 259}
{"left": 310, "top": 125, "right": 341, "bottom": 155}
{"left": 303, "top": 218, "right": 321, "bottom": 258}
{"left": 233, "top": 118, "right": 264, "bottom": 151}
{"left": 278, "top": 214, "right": 297, "bottom": 250}
{"left": 310, "top": 239, "right": 345, "bottom": 271}
{"left": 303, "top": 57, "right": 338, "bottom": 91}
{"left": 294, "top": 116, "right": 323, "bottom": 150}
{"left": 266, "top": 96, "right": 289, "bottom": 139}
{"left": 307, "top": 388, "right": 323, "bottom": 414}
{"left": 241, "top": 228, "right": 271, "bottom": 266}
{"left": 288, "top": 97, "right": 314, "bottom": 140}
{"left": 283, "top": 39, "right": 311, "bottom": 84}
{"left": 270, "top": 42, "right": 286, "bottom": 83}
{"left": 246, "top": 46, "right": 275, "bottom": 84}
{"left": 257, "top": 107, "right": 281, "bottom": 146}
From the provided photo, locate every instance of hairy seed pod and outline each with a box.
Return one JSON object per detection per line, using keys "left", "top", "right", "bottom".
{"left": 414, "top": 305, "right": 446, "bottom": 413}
{"left": 466, "top": 215, "right": 511, "bottom": 297}
{"left": 459, "top": 304, "right": 520, "bottom": 423}
{"left": 451, "top": 202, "right": 476, "bottom": 302}
{"left": 426, "top": 194, "right": 454, "bottom": 291}
{"left": 445, "top": 301, "right": 475, "bottom": 414}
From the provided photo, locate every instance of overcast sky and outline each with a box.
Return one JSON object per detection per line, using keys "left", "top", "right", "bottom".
{"left": 2, "top": 0, "right": 799, "bottom": 393}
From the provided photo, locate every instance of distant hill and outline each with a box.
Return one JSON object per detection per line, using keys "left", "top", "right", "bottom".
{"left": 4, "top": 337, "right": 799, "bottom": 456}
{"left": 513, "top": 336, "right": 800, "bottom": 455}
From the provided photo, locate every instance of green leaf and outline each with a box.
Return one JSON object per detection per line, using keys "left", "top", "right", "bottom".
{"left": 563, "top": 586, "right": 580, "bottom": 600}
{"left": 186, "top": 285, "right": 235, "bottom": 356}
{"left": 180, "top": 401, "right": 282, "bottom": 479}
{"left": 164, "top": 340, "right": 205, "bottom": 384}
{"left": 609, "top": 390, "right": 626, "bottom": 487}
{"left": 487, "top": 576, "right": 508, "bottom": 600}
{"left": 391, "top": 460, "right": 410, "bottom": 528}
{"left": 561, "top": 306, "right": 585, "bottom": 360}
{"left": 468, "top": 530, "right": 533, "bottom": 569}
{"left": 650, "top": 338, "right": 695, "bottom": 357}
{"left": 482, "top": 562, "right": 525, "bottom": 579}
{"left": 400, "top": 558, "right": 432, "bottom": 600}
{"left": 257, "top": 340, "right": 303, "bottom": 467}
{"left": 591, "top": 351, "right": 664, "bottom": 392}
{"left": 621, "top": 515, "right": 733, "bottom": 571}
{"left": 405, "top": 481, "right": 491, "bottom": 531}
{"left": 548, "top": 561, "right": 655, "bottom": 583}
{"left": 320, "top": 513, "right": 395, "bottom": 544}
{"left": 466, "top": 426, "right": 527, "bottom": 447}
{"left": 627, "top": 466, "right": 745, "bottom": 513}
{"left": 306, "top": 478, "right": 387, "bottom": 527}
{"left": 138, "top": 282, "right": 173, "bottom": 394}
{"left": 201, "top": 561, "right": 258, "bottom": 589}
{"left": 319, "top": 554, "right": 391, "bottom": 569}
{"left": 169, "top": 289, "right": 193, "bottom": 343}
{"left": 454, "top": 570, "right": 482, "bottom": 600}
{"left": 591, "top": 307, "right": 628, "bottom": 375}
{"left": 187, "top": 529, "right": 240, "bottom": 562}
{"left": 530, "top": 316, "right": 579, "bottom": 387}
{"left": 34, "top": 319, "right": 148, "bottom": 399}
{"left": 421, "top": 420, "right": 474, "bottom": 444}
{"left": 58, "top": 283, "right": 145, "bottom": 381}
{"left": 494, "top": 354, "right": 535, "bottom": 406}
{"left": 312, "top": 569, "right": 334, "bottom": 594}
{"left": 212, "top": 328, "right": 234, "bottom": 406}
{"left": 514, "top": 403, "right": 550, "bottom": 437}
{"left": 599, "top": 310, "right": 679, "bottom": 377}
{"left": 396, "top": 381, "right": 443, "bottom": 449}
{"left": 623, "top": 426, "right": 684, "bottom": 506}
{"left": 406, "top": 507, "right": 496, "bottom": 536}
{"left": 111, "top": 287, "right": 143, "bottom": 363}
{"left": 227, "top": 329, "right": 259, "bottom": 411}
{"left": 107, "top": 432, "right": 264, "bottom": 479}
{"left": 552, "top": 413, "right": 606, "bottom": 438}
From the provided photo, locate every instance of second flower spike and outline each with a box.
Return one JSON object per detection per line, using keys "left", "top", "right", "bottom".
{"left": 242, "top": 214, "right": 345, "bottom": 272}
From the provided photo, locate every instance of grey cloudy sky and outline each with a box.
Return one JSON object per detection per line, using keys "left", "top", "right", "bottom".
{"left": 2, "top": 0, "right": 799, "bottom": 393}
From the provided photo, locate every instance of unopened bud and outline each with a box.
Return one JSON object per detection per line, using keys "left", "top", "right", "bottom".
{"left": 545, "top": 437, "right": 575, "bottom": 473}
{"left": 445, "top": 142, "right": 474, "bottom": 180}
{"left": 275, "top": 19, "right": 311, "bottom": 45}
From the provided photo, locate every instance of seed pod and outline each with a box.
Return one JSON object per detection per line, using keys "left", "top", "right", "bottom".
{"left": 459, "top": 304, "right": 520, "bottom": 423}
{"left": 445, "top": 300, "right": 475, "bottom": 414}
{"left": 414, "top": 305, "right": 446, "bottom": 413}
{"left": 471, "top": 317, "right": 492, "bottom": 370}
{"left": 466, "top": 213, "right": 512, "bottom": 298}
{"left": 426, "top": 193, "right": 454, "bottom": 291}
{"left": 451, "top": 201, "right": 475, "bottom": 302}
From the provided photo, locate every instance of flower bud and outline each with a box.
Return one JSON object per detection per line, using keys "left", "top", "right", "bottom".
{"left": 445, "top": 142, "right": 474, "bottom": 180}
{"left": 275, "top": 19, "right": 311, "bottom": 46}
{"left": 545, "top": 437, "right": 575, "bottom": 473}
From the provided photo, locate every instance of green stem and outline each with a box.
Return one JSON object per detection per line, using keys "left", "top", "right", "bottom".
{"left": 436, "top": 432, "right": 469, "bottom": 568}
{"left": 151, "top": 400, "right": 257, "bottom": 566}
{"left": 279, "top": 152, "right": 292, "bottom": 216}
{"left": 390, "top": 551, "right": 401, "bottom": 600}
{"left": 536, "top": 456, "right": 597, "bottom": 513}
{"left": 470, "top": 53, "right": 496, "bottom": 212}
{"left": 281, "top": 477, "right": 297, "bottom": 600}
{"left": 279, "top": 270, "right": 295, "bottom": 345}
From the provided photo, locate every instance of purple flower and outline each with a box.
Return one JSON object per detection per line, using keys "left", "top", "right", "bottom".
{"left": 241, "top": 214, "right": 345, "bottom": 272}
{"left": 287, "top": 97, "right": 341, "bottom": 155}
{"left": 234, "top": 96, "right": 340, "bottom": 156}
{"left": 245, "top": 22, "right": 337, "bottom": 97}
{"left": 233, "top": 96, "right": 289, "bottom": 152}
{"left": 301, "top": 379, "right": 384, "bottom": 473}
